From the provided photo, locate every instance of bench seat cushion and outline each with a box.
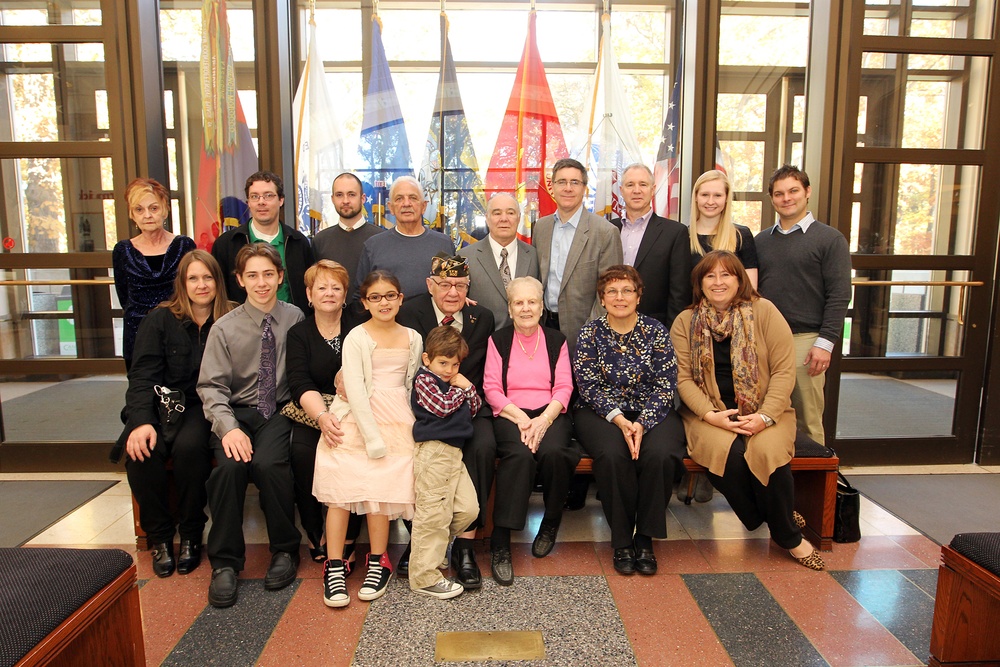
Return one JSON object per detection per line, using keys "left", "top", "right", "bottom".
{"left": 0, "top": 547, "right": 134, "bottom": 667}
{"left": 950, "top": 532, "right": 1000, "bottom": 578}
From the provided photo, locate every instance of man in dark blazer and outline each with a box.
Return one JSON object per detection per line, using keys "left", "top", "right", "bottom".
{"left": 612, "top": 163, "right": 691, "bottom": 328}
{"left": 534, "top": 158, "right": 623, "bottom": 350}
{"left": 459, "top": 192, "right": 540, "bottom": 330}
{"left": 397, "top": 253, "right": 496, "bottom": 590}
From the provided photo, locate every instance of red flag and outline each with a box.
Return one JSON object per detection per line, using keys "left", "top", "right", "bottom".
{"left": 484, "top": 10, "right": 568, "bottom": 242}
{"left": 194, "top": 0, "right": 258, "bottom": 251}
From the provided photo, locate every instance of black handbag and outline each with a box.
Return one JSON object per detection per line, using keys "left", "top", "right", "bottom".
{"left": 833, "top": 471, "right": 862, "bottom": 543}
{"left": 108, "top": 386, "right": 186, "bottom": 464}
{"left": 154, "top": 384, "right": 186, "bottom": 444}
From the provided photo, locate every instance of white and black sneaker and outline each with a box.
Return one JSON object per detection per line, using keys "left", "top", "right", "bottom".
{"left": 323, "top": 559, "right": 349, "bottom": 608}
{"left": 358, "top": 552, "right": 393, "bottom": 601}
{"left": 415, "top": 578, "right": 464, "bottom": 600}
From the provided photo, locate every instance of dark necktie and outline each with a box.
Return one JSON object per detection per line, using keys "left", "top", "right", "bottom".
{"left": 258, "top": 314, "right": 277, "bottom": 419}
{"left": 499, "top": 247, "right": 512, "bottom": 287}
{"left": 441, "top": 315, "right": 455, "bottom": 326}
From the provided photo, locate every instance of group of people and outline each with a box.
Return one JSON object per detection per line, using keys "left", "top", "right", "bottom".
{"left": 115, "top": 158, "right": 850, "bottom": 610}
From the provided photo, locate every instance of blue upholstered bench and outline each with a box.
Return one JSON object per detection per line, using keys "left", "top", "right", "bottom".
{"left": 0, "top": 548, "right": 145, "bottom": 667}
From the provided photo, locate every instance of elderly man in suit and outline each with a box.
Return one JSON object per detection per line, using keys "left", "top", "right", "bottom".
{"left": 459, "top": 192, "right": 540, "bottom": 330}
{"left": 534, "top": 158, "right": 623, "bottom": 349}
{"left": 398, "top": 253, "right": 496, "bottom": 590}
{"left": 611, "top": 163, "right": 691, "bottom": 327}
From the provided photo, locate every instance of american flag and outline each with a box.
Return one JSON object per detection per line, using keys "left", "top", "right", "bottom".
{"left": 653, "top": 78, "right": 680, "bottom": 219}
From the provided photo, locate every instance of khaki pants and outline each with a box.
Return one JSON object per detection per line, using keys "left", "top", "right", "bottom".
{"left": 409, "top": 439, "right": 479, "bottom": 590}
{"left": 791, "top": 333, "right": 826, "bottom": 445}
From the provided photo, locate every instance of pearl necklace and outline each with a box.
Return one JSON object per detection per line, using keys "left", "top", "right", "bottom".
{"left": 516, "top": 328, "right": 541, "bottom": 360}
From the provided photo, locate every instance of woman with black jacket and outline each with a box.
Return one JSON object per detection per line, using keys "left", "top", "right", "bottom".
{"left": 123, "top": 250, "right": 234, "bottom": 577}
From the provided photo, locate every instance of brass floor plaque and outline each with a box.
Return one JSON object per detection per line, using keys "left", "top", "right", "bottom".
{"left": 435, "top": 630, "right": 546, "bottom": 662}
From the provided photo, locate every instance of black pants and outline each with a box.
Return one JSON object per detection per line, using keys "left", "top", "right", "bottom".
{"left": 705, "top": 436, "right": 801, "bottom": 549}
{"left": 461, "top": 408, "right": 497, "bottom": 530}
{"left": 493, "top": 408, "right": 578, "bottom": 530}
{"left": 290, "top": 424, "right": 363, "bottom": 546}
{"left": 574, "top": 407, "right": 685, "bottom": 549}
{"left": 290, "top": 425, "right": 325, "bottom": 544}
{"left": 207, "top": 408, "right": 298, "bottom": 571}
{"left": 125, "top": 408, "right": 212, "bottom": 544}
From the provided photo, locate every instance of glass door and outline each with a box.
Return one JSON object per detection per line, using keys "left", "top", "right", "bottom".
{"left": 826, "top": 0, "right": 998, "bottom": 464}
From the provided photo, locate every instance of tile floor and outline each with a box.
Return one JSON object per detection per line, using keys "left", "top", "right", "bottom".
{"left": 11, "top": 468, "right": 960, "bottom": 666}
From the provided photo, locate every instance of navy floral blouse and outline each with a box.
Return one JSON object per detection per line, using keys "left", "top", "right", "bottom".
{"left": 572, "top": 313, "right": 678, "bottom": 430}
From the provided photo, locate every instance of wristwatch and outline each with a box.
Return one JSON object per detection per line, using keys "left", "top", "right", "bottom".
{"left": 759, "top": 413, "right": 775, "bottom": 428}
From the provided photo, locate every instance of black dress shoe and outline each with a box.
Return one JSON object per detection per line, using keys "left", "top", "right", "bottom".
{"left": 151, "top": 542, "right": 175, "bottom": 578}
{"left": 490, "top": 547, "right": 514, "bottom": 586}
{"left": 176, "top": 540, "right": 202, "bottom": 575}
{"left": 264, "top": 551, "right": 299, "bottom": 590}
{"left": 208, "top": 567, "right": 238, "bottom": 608}
{"left": 531, "top": 521, "right": 559, "bottom": 558}
{"left": 451, "top": 545, "right": 482, "bottom": 590}
{"left": 613, "top": 547, "right": 636, "bottom": 575}
{"left": 634, "top": 547, "right": 657, "bottom": 575}
{"left": 396, "top": 543, "right": 411, "bottom": 577}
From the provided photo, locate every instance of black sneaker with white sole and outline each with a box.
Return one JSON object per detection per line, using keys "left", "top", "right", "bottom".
{"left": 358, "top": 552, "right": 393, "bottom": 601}
{"left": 323, "top": 559, "right": 349, "bottom": 608}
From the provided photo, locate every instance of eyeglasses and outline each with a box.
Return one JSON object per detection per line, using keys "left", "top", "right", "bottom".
{"left": 553, "top": 179, "right": 584, "bottom": 188}
{"left": 248, "top": 193, "right": 279, "bottom": 202}
{"left": 603, "top": 287, "right": 637, "bottom": 297}
{"left": 365, "top": 291, "right": 400, "bottom": 303}
{"left": 431, "top": 278, "right": 470, "bottom": 293}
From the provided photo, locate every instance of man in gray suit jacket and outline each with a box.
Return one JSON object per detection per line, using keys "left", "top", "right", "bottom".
{"left": 459, "top": 192, "right": 540, "bottom": 330}
{"left": 533, "top": 158, "right": 624, "bottom": 349}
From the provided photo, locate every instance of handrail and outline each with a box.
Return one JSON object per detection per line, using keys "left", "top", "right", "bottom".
{"left": 851, "top": 279, "right": 984, "bottom": 325}
{"left": 0, "top": 279, "right": 114, "bottom": 286}
{"left": 852, "top": 280, "right": 984, "bottom": 287}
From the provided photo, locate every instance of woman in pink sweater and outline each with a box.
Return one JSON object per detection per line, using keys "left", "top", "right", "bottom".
{"left": 482, "top": 276, "right": 578, "bottom": 586}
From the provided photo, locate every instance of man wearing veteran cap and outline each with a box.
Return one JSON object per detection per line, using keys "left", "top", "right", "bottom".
{"left": 398, "top": 252, "right": 496, "bottom": 589}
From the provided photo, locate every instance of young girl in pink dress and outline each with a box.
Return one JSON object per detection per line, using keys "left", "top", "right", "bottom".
{"left": 312, "top": 270, "right": 422, "bottom": 607}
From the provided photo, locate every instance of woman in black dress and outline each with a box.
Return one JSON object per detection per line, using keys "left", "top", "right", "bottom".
{"left": 688, "top": 170, "right": 758, "bottom": 289}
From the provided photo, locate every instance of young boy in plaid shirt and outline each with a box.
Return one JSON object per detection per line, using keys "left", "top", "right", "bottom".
{"left": 408, "top": 325, "right": 481, "bottom": 599}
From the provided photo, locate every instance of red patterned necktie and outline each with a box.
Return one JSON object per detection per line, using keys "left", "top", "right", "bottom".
{"left": 441, "top": 315, "right": 455, "bottom": 326}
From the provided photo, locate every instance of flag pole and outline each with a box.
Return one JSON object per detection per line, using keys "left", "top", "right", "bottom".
{"left": 438, "top": 3, "right": 447, "bottom": 233}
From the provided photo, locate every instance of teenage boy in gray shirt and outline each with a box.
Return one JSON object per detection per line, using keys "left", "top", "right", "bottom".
{"left": 198, "top": 242, "right": 304, "bottom": 608}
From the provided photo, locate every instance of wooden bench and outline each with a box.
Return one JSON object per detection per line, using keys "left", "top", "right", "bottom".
{"left": 481, "top": 434, "right": 839, "bottom": 551}
{"left": 2, "top": 548, "right": 145, "bottom": 667}
{"left": 134, "top": 440, "right": 839, "bottom": 552}
{"left": 930, "top": 534, "right": 1000, "bottom": 666}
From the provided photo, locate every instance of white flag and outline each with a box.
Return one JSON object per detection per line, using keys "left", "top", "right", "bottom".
{"left": 576, "top": 13, "right": 645, "bottom": 220}
{"left": 292, "top": 18, "right": 344, "bottom": 234}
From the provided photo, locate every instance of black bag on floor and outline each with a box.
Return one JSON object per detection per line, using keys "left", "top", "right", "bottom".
{"left": 834, "top": 471, "right": 862, "bottom": 543}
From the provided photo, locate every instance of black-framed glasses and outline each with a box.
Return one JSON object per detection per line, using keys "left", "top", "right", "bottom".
{"left": 248, "top": 193, "right": 279, "bottom": 202}
{"left": 365, "top": 291, "right": 400, "bottom": 303}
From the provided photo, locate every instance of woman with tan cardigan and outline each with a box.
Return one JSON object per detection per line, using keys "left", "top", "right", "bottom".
{"left": 670, "top": 250, "right": 824, "bottom": 571}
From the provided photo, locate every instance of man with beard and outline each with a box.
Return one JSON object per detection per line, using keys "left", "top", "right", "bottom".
{"left": 312, "top": 172, "right": 385, "bottom": 293}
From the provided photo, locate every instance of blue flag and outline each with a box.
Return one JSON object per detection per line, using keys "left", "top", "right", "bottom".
{"left": 418, "top": 12, "right": 487, "bottom": 247}
{"left": 357, "top": 15, "right": 413, "bottom": 227}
